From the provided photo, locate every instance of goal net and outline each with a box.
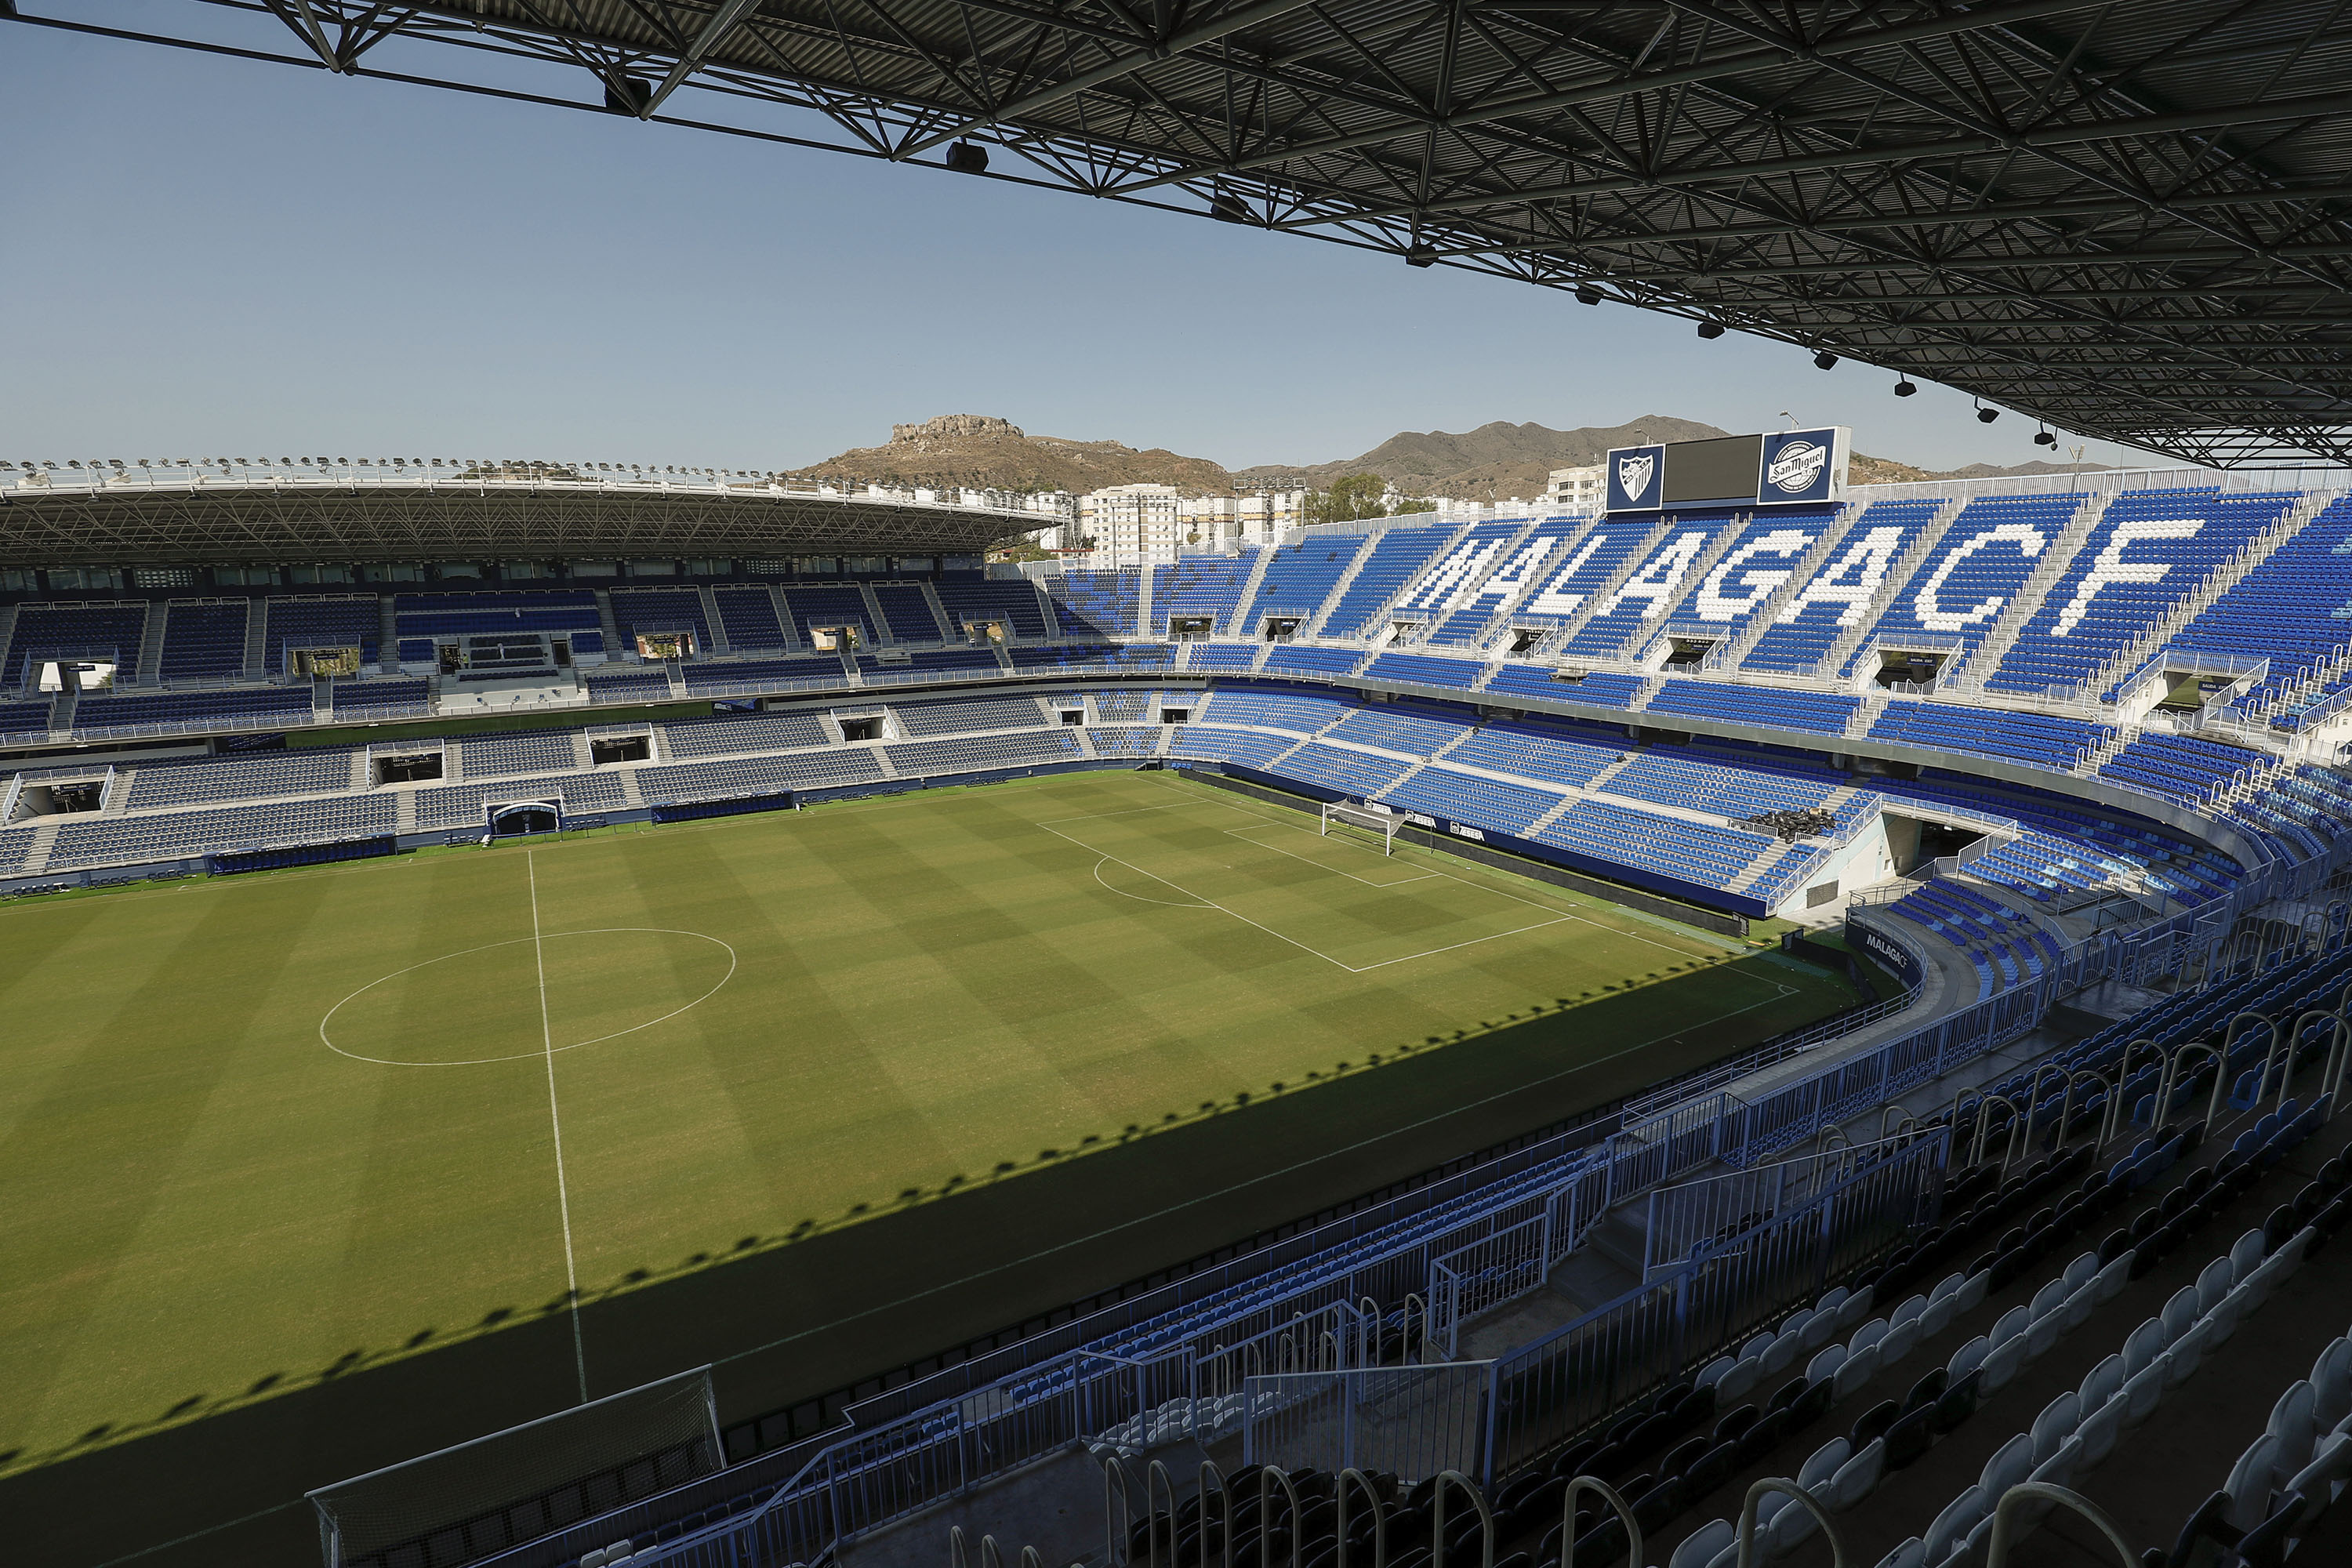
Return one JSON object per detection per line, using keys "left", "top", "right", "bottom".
{"left": 307, "top": 1368, "right": 720, "bottom": 1568}
{"left": 1320, "top": 800, "right": 1400, "bottom": 855}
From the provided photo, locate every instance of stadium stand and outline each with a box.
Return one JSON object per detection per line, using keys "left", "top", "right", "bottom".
{"left": 608, "top": 589, "right": 714, "bottom": 656}
{"left": 890, "top": 696, "right": 1047, "bottom": 736}
{"left": 265, "top": 595, "right": 383, "bottom": 673}
{"left": 934, "top": 580, "right": 1050, "bottom": 640}
{"left": 659, "top": 712, "right": 829, "bottom": 758}
{"left": 1643, "top": 678, "right": 1860, "bottom": 735}
{"left": 1556, "top": 507, "right": 1750, "bottom": 656}
{"left": 1985, "top": 488, "right": 2300, "bottom": 696}
{"left": 680, "top": 657, "right": 842, "bottom": 693}
{"left": 127, "top": 748, "right": 358, "bottom": 811}
{"left": 1048, "top": 570, "right": 1142, "bottom": 637}
{"left": 2, "top": 602, "right": 147, "bottom": 688}
{"left": 1361, "top": 649, "right": 1485, "bottom": 689}
{"left": 1428, "top": 521, "right": 1584, "bottom": 644}
{"left": 156, "top": 600, "right": 250, "bottom": 681}
{"left": 332, "top": 678, "right": 430, "bottom": 717}
{"left": 885, "top": 730, "right": 1082, "bottom": 776}
{"left": 1152, "top": 554, "right": 1259, "bottom": 636}
{"left": 1235, "top": 535, "right": 1368, "bottom": 633}
{"left": 1318, "top": 524, "right": 1460, "bottom": 637}
{"left": 1740, "top": 499, "right": 1948, "bottom": 673}
{"left": 1867, "top": 700, "right": 2107, "bottom": 771}
{"left": 2158, "top": 495, "right": 2352, "bottom": 713}
{"left": 869, "top": 583, "right": 944, "bottom": 643}
{"left": 75, "top": 686, "right": 314, "bottom": 735}
{"left": 711, "top": 586, "right": 790, "bottom": 651}
{"left": 1843, "top": 493, "right": 2088, "bottom": 677}
{"left": 458, "top": 731, "right": 582, "bottom": 779}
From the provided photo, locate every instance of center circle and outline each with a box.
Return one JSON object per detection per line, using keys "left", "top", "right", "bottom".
{"left": 321, "top": 927, "right": 737, "bottom": 1067}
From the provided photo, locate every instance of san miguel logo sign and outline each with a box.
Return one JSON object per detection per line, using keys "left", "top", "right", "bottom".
{"left": 1616, "top": 452, "right": 1656, "bottom": 502}
{"left": 1767, "top": 439, "right": 1828, "bottom": 495}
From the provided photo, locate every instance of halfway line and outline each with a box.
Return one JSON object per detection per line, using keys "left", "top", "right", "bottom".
{"left": 528, "top": 851, "right": 589, "bottom": 1403}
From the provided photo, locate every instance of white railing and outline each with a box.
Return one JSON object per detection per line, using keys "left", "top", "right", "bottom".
{"left": 1849, "top": 464, "right": 2352, "bottom": 503}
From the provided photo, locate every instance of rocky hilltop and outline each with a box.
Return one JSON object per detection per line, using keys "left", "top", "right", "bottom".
{"left": 1235, "top": 417, "right": 1730, "bottom": 499}
{"left": 794, "top": 415, "right": 1233, "bottom": 495}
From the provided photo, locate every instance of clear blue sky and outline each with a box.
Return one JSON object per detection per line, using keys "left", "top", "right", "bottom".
{"left": 2, "top": 17, "right": 2157, "bottom": 479}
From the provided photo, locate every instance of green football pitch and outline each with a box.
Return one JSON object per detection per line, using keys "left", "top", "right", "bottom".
{"left": 0, "top": 768, "right": 1860, "bottom": 1563}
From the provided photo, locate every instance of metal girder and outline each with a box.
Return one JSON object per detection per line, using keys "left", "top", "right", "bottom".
{"left": 0, "top": 485, "right": 1029, "bottom": 564}
{"left": 13, "top": 0, "right": 2352, "bottom": 465}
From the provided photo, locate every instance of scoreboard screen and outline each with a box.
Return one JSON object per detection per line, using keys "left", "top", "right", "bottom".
{"left": 1606, "top": 426, "right": 1850, "bottom": 511}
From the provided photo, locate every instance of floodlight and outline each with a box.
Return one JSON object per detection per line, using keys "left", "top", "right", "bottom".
{"left": 1697, "top": 321, "right": 1725, "bottom": 339}
{"left": 1976, "top": 405, "right": 1999, "bottom": 423}
{"left": 1210, "top": 193, "right": 1249, "bottom": 224}
{"left": 1405, "top": 246, "right": 1436, "bottom": 268}
{"left": 1813, "top": 351, "right": 1838, "bottom": 370}
{"left": 2034, "top": 429, "right": 2059, "bottom": 447}
{"left": 1894, "top": 379, "right": 1917, "bottom": 397}
{"left": 1575, "top": 285, "right": 1602, "bottom": 305}
{"left": 945, "top": 141, "right": 989, "bottom": 174}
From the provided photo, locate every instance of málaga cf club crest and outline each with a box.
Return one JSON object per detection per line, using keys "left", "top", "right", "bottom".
{"left": 1617, "top": 452, "right": 1655, "bottom": 501}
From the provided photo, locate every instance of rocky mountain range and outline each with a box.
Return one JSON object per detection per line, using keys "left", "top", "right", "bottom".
{"left": 793, "top": 413, "right": 2097, "bottom": 499}
{"left": 790, "top": 414, "right": 1231, "bottom": 495}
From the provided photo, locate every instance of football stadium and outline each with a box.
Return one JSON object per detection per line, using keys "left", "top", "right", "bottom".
{"left": 12, "top": 2, "right": 2352, "bottom": 1567}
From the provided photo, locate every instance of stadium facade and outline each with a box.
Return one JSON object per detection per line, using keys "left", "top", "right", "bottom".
{"left": 9, "top": 448, "right": 2352, "bottom": 1568}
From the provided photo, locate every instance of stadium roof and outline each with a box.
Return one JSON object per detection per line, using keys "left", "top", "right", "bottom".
{"left": 0, "top": 465, "right": 1034, "bottom": 563}
{"left": 16, "top": 0, "right": 2352, "bottom": 466}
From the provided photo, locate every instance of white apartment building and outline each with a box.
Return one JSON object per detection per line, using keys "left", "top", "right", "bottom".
{"left": 1072, "top": 485, "right": 1308, "bottom": 557}
{"left": 1076, "top": 483, "right": 1183, "bottom": 555}
{"left": 1542, "top": 463, "right": 1606, "bottom": 509}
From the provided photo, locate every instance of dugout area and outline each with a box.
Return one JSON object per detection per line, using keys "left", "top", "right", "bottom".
{"left": 0, "top": 768, "right": 1867, "bottom": 1567}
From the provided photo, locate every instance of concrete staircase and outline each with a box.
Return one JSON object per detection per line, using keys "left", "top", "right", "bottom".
{"left": 698, "top": 586, "right": 732, "bottom": 655}
{"left": 1301, "top": 534, "right": 1381, "bottom": 637}
{"left": 1132, "top": 564, "right": 1156, "bottom": 640}
{"left": 133, "top": 602, "right": 171, "bottom": 686}
{"left": 1033, "top": 579, "right": 1065, "bottom": 640}
{"left": 1726, "top": 837, "right": 1807, "bottom": 895}
{"left": 1225, "top": 546, "right": 1276, "bottom": 637}
{"left": 766, "top": 584, "right": 804, "bottom": 651}
{"left": 593, "top": 590, "right": 623, "bottom": 662}
{"left": 242, "top": 597, "right": 270, "bottom": 680}
{"left": 917, "top": 581, "right": 957, "bottom": 641}
{"left": 377, "top": 595, "right": 401, "bottom": 673}
{"left": 20, "top": 816, "right": 64, "bottom": 874}
{"left": 48, "top": 686, "right": 78, "bottom": 736}
{"left": 393, "top": 790, "right": 419, "bottom": 833}
{"left": 856, "top": 583, "right": 895, "bottom": 647}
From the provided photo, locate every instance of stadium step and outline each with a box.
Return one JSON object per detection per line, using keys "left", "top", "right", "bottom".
{"left": 698, "top": 586, "right": 732, "bottom": 655}
{"left": 133, "top": 601, "right": 170, "bottom": 686}
{"left": 47, "top": 685, "right": 76, "bottom": 736}
{"left": 376, "top": 593, "right": 400, "bottom": 673}
{"left": 1031, "top": 577, "right": 1065, "bottom": 639}
{"left": 241, "top": 595, "right": 269, "bottom": 681}
{"left": 1225, "top": 545, "right": 1276, "bottom": 635}
{"left": 1543, "top": 516, "right": 1682, "bottom": 648}
{"left": 593, "top": 590, "right": 622, "bottom": 662}
{"left": 1133, "top": 563, "right": 1156, "bottom": 640}
{"left": 856, "top": 583, "right": 895, "bottom": 646}
{"left": 916, "top": 580, "right": 957, "bottom": 641}
{"left": 1301, "top": 533, "right": 1377, "bottom": 637}
{"left": 1726, "top": 837, "right": 1805, "bottom": 894}
{"left": 764, "top": 583, "right": 804, "bottom": 651}
{"left": 20, "top": 815, "right": 62, "bottom": 872}
{"left": 392, "top": 789, "right": 418, "bottom": 833}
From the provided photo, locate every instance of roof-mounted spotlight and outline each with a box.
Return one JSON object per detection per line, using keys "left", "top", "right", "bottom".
{"left": 1575, "top": 284, "right": 1602, "bottom": 305}
{"left": 2034, "top": 428, "right": 2060, "bottom": 448}
{"left": 1976, "top": 402, "right": 2000, "bottom": 424}
{"left": 1893, "top": 378, "right": 1918, "bottom": 397}
{"left": 1697, "top": 321, "right": 1726, "bottom": 339}
{"left": 944, "top": 140, "right": 989, "bottom": 174}
{"left": 1813, "top": 350, "right": 1838, "bottom": 370}
{"left": 1404, "top": 246, "right": 1436, "bottom": 268}
{"left": 1208, "top": 192, "right": 1249, "bottom": 224}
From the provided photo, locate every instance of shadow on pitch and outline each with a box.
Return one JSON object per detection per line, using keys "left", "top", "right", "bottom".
{"left": 0, "top": 946, "right": 1848, "bottom": 1567}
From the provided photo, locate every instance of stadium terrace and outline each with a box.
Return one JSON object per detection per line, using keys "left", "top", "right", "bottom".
{"left": 13, "top": 450, "right": 2352, "bottom": 1568}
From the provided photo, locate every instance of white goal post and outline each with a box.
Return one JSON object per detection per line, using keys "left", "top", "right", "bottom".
{"left": 1320, "top": 800, "right": 1400, "bottom": 855}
